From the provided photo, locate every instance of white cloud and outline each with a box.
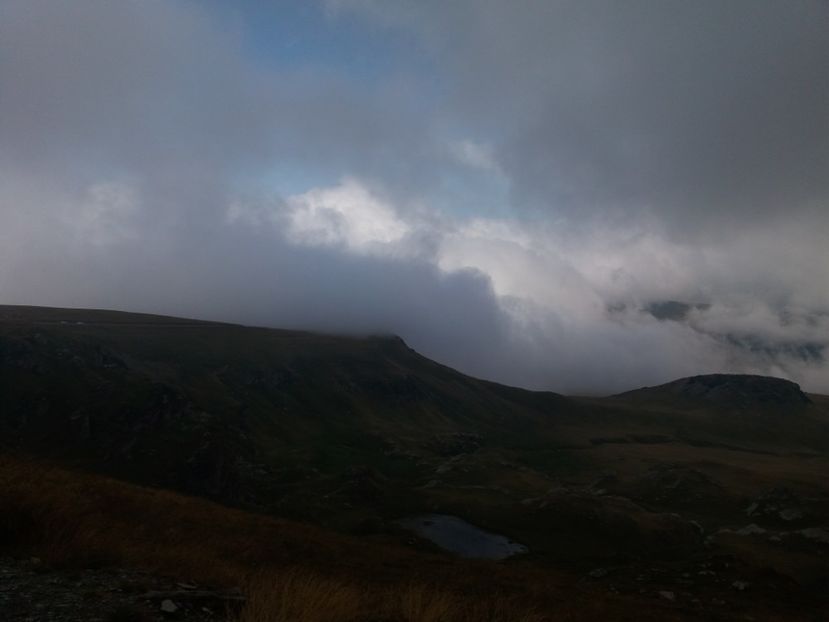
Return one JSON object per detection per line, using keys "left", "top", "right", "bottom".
{"left": 258, "top": 174, "right": 829, "bottom": 391}
{"left": 284, "top": 178, "right": 410, "bottom": 253}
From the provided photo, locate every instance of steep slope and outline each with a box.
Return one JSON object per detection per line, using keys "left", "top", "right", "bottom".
{"left": 0, "top": 305, "right": 566, "bottom": 517}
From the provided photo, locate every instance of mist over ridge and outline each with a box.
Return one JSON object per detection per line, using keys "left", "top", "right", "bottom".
{"left": 1, "top": 0, "right": 827, "bottom": 394}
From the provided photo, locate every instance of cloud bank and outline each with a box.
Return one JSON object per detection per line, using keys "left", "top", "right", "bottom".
{"left": 1, "top": 0, "right": 827, "bottom": 393}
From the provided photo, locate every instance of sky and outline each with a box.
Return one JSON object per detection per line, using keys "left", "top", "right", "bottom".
{"left": 0, "top": 0, "right": 827, "bottom": 394}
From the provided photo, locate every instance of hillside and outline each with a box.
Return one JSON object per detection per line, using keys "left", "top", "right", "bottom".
{"left": 2, "top": 305, "right": 828, "bottom": 619}
{"left": 0, "top": 305, "right": 566, "bottom": 519}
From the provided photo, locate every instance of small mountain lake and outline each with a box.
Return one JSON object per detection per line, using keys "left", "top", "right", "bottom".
{"left": 397, "top": 514, "right": 528, "bottom": 560}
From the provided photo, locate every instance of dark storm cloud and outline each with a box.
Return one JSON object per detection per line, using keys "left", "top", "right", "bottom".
{"left": 334, "top": 0, "right": 829, "bottom": 237}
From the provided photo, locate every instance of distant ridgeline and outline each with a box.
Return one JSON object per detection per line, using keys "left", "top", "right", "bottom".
{"left": 615, "top": 374, "right": 812, "bottom": 409}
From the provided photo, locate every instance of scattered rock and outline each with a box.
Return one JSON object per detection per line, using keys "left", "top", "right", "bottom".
{"left": 732, "top": 581, "right": 750, "bottom": 591}
{"left": 0, "top": 557, "right": 217, "bottom": 621}
{"left": 658, "top": 590, "right": 676, "bottom": 601}
{"left": 745, "top": 488, "right": 807, "bottom": 524}
{"left": 736, "top": 524, "right": 766, "bottom": 536}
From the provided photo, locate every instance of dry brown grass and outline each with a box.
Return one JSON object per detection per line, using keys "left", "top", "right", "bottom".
{"left": 237, "top": 571, "right": 366, "bottom": 622}
{"left": 236, "top": 571, "right": 548, "bottom": 622}
{"left": 392, "top": 584, "right": 546, "bottom": 622}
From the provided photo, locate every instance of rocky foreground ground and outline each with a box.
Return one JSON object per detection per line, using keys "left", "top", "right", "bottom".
{"left": 0, "top": 557, "right": 241, "bottom": 622}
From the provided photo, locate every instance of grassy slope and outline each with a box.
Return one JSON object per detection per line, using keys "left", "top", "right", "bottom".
{"left": 2, "top": 305, "right": 828, "bottom": 619}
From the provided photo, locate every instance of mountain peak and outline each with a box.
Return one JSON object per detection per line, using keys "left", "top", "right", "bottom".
{"left": 617, "top": 373, "right": 812, "bottom": 409}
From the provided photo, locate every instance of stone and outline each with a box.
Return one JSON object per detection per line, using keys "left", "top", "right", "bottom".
{"left": 731, "top": 581, "right": 750, "bottom": 591}
{"left": 160, "top": 599, "right": 179, "bottom": 614}
{"left": 736, "top": 524, "right": 766, "bottom": 536}
{"left": 658, "top": 591, "right": 676, "bottom": 601}
{"left": 779, "top": 508, "right": 803, "bottom": 521}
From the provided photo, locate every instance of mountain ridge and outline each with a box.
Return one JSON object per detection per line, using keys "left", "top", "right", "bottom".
{"left": 615, "top": 373, "right": 813, "bottom": 408}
